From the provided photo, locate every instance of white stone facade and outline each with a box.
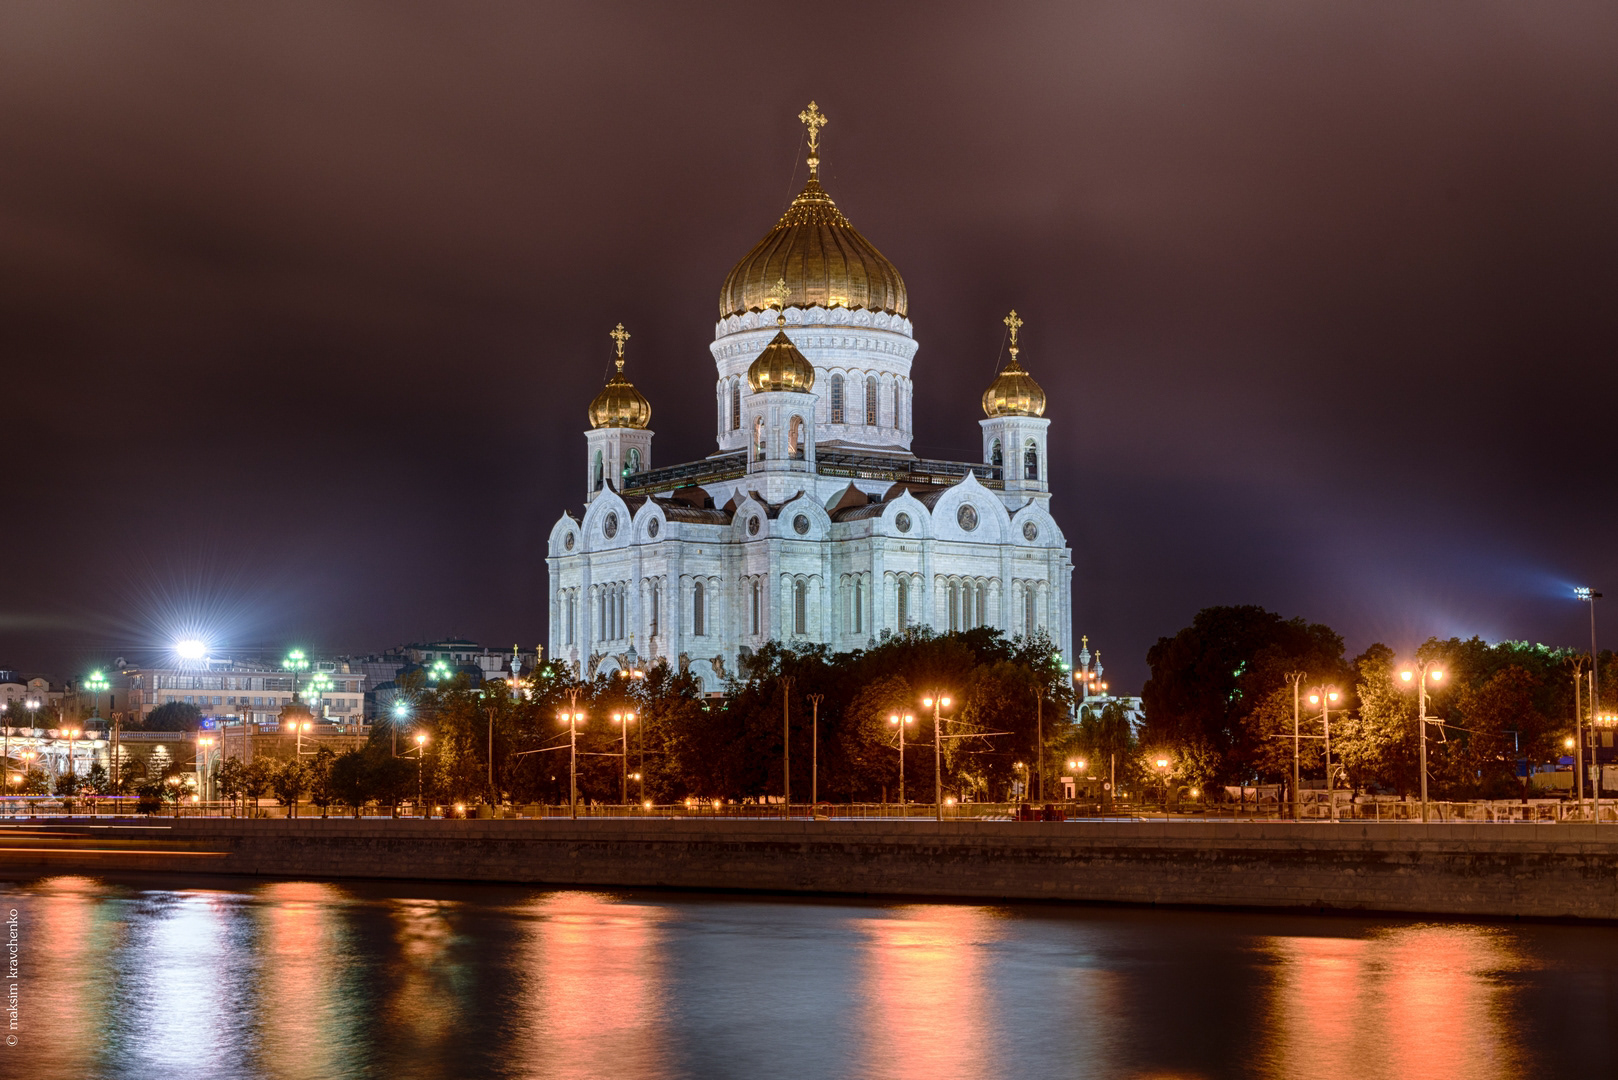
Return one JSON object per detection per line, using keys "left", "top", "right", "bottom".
{"left": 547, "top": 304, "right": 1074, "bottom": 691}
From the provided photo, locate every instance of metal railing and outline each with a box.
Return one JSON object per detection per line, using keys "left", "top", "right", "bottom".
{"left": 815, "top": 451, "right": 1003, "bottom": 490}
{"left": 620, "top": 453, "right": 748, "bottom": 497}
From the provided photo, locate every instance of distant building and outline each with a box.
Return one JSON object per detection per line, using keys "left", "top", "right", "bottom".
{"left": 116, "top": 657, "right": 369, "bottom": 728}
{"left": 0, "top": 673, "right": 64, "bottom": 711}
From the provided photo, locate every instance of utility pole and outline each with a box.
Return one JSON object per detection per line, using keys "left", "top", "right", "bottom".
{"left": 808, "top": 693, "right": 823, "bottom": 810}
{"left": 1286, "top": 672, "right": 1304, "bottom": 821}
{"left": 1572, "top": 658, "right": 1587, "bottom": 812}
{"left": 781, "top": 676, "right": 794, "bottom": 818}
{"left": 1035, "top": 689, "right": 1044, "bottom": 804}
{"left": 924, "top": 694, "right": 952, "bottom": 822}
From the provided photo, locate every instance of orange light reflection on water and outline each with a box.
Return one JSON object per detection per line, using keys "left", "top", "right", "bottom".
{"left": 255, "top": 881, "right": 357, "bottom": 1080}
{"left": 853, "top": 905, "right": 1002, "bottom": 1080}
{"left": 1260, "top": 924, "right": 1526, "bottom": 1080}
{"left": 513, "top": 892, "right": 672, "bottom": 1080}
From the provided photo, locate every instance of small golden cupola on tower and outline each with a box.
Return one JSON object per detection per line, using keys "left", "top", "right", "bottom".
{"left": 981, "top": 309, "right": 1046, "bottom": 417}
{"left": 588, "top": 323, "right": 652, "bottom": 429}
{"left": 747, "top": 280, "right": 817, "bottom": 393}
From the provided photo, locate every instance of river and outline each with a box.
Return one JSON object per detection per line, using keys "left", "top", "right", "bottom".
{"left": 1, "top": 873, "right": 1613, "bottom": 1079}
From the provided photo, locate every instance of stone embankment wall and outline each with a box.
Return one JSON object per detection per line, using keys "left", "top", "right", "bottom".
{"left": 3, "top": 818, "right": 1615, "bottom": 920}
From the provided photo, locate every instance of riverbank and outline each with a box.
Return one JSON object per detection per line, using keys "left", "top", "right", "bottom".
{"left": 2, "top": 817, "right": 1615, "bottom": 919}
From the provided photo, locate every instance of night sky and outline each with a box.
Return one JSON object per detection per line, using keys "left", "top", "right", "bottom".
{"left": 3, "top": 3, "right": 1616, "bottom": 691}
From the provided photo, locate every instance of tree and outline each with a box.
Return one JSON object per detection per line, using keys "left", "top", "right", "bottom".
{"left": 54, "top": 770, "right": 82, "bottom": 798}
{"left": 839, "top": 674, "right": 914, "bottom": 801}
{"left": 83, "top": 761, "right": 109, "bottom": 796}
{"left": 330, "top": 750, "right": 373, "bottom": 817}
{"left": 143, "top": 701, "right": 203, "bottom": 731}
{"left": 217, "top": 757, "right": 247, "bottom": 816}
{"left": 271, "top": 758, "right": 309, "bottom": 817}
{"left": 243, "top": 759, "right": 276, "bottom": 818}
{"left": 306, "top": 747, "right": 338, "bottom": 817}
{"left": 17, "top": 766, "right": 49, "bottom": 795}
{"left": 1141, "top": 606, "right": 1349, "bottom": 785}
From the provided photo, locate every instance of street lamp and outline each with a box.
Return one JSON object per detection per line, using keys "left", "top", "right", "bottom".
{"left": 1066, "top": 758, "right": 1088, "bottom": 801}
{"left": 559, "top": 708, "right": 586, "bottom": 819}
{"left": 390, "top": 700, "right": 410, "bottom": 757}
{"left": 1307, "top": 686, "right": 1342, "bottom": 821}
{"left": 611, "top": 711, "right": 636, "bottom": 804}
{"left": 64, "top": 728, "right": 82, "bottom": 781}
{"left": 407, "top": 733, "right": 430, "bottom": 816}
{"left": 85, "top": 670, "right": 109, "bottom": 718}
{"left": 285, "top": 720, "right": 314, "bottom": 756}
{"left": 283, "top": 649, "right": 310, "bottom": 699}
{"left": 1575, "top": 587, "right": 1602, "bottom": 823}
{"left": 920, "top": 694, "right": 953, "bottom": 821}
{"left": 197, "top": 736, "right": 216, "bottom": 803}
{"left": 1154, "top": 756, "right": 1171, "bottom": 818}
{"left": 428, "top": 659, "right": 452, "bottom": 685}
{"left": 1397, "top": 661, "right": 1444, "bottom": 822}
{"left": 888, "top": 712, "right": 915, "bottom": 810}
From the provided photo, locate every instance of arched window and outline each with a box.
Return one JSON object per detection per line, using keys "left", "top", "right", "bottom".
{"left": 754, "top": 416, "right": 766, "bottom": 460}
{"left": 961, "top": 580, "right": 973, "bottom": 629}
{"left": 750, "top": 579, "right": 761, "bottom": 635}
{"left": 948, "top": 581, "right": 959, "bottom": 632}
{"left": 894, "top": 381, "right": 902, "bottom": 428}
{"left": 1025, "top": 585, "right": 1037, "bottom": 639}
{"left": 650, "top": 585, "right": 659, "bottom": 638}
{"left": 794, "top": 579, "right": 807, "bottom": 635}
{"left": 1024, "top": 440, "right": 1039, "bottom": 481}
{"left": 566, "top": 593, "right": 576, "bottom": 645}
{"left": 989, "top": 438, "right": 1002, "bottom": 468}
{"left": 977, "top": 582, "right": 987, "bottom": 629}
{"left": 616, "top": 584, "right": 626, "bottom": 640}
{"left": 731, "top": 380, "right": 741, "bottom": 430}
{"left": 896, "top": 578, "right": 909, "bottom": 629}
{"left": 853, "top": 579, "right": 863, "bottom": 634}
{"left": 829, "top": 374, "right": 844, "bottom": 423}
{"left": 788, "top": 416, "right": 805, "bottom": 460}
{"left": 866, "top": 376, "right": 878, "bottom": 425}
{"left": 593, "top": 451, "right": 604, "bottom": 491}
{"left": 625, "top": 448, "right": 641, "bottom": 475}
{"left": 693, "top": 581, "right": 706, "bottom": 637}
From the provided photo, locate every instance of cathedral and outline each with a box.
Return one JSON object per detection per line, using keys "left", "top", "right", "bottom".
{"left": 546, "top": 103, "right": 1074, "bottom": 690}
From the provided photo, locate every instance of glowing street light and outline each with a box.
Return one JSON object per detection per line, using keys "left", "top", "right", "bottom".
{"left": 390, "top": 700, "right": 411, "bottom": 757}
{"left": 888, "top": 712, "right": 915, "bottom": 808}
{"left": 428, "top": 659, "right": 453, "bottom": 684}
{"left": 920, "top": 694, "right": 953, "bottom": 821}
{"left": 407, "top": 732, "right": 430, "bottom": 815}
{"left": 283, "top": 649, "right": 310, "bottom": 699}
{"left": 559, "top": 708, "right": 587, "bottom": 819}
{"left": 84, "top": 670, "right": 110, "bottom": 718}
{"left": 1397, "top": 661, "right": 1444, "bottom": 822}
{"left": 1307, "top": 685, "right": 1343, "bottom": 822}
{"left": 176, "top": 639, "right": 207, "bottom": 662}
{"left": 611, "top": 711, "right": 637, "bottom": 805}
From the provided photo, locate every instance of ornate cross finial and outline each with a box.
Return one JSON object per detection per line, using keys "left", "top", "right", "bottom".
{"left": 769, "top": 276, "right": 788, "bottom": 323}
{"left": 609, "top": 322, "right": 630, "bottom": 371}
{"left": 1003, "top": 309, "right": 1023, "bottom": 362}
{"left": 798, "top": 101, "right": 828, "bottom": 177}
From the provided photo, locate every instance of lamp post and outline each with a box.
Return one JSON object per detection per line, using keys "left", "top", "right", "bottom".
{"left": 1066, "top": 758, "right": 1087, "bottom": 802}
{"left": 1397, "top": 661, "right": 1444, "bottom": 822}
{"left": 408, "top": 733, "right": 429, "bottom": 816}
{"left": 618, "top": 655, "right": 646, "bottom": 802}
{"left": 888, "top": 712, "right": 915, "bottom": 810}
{"left": 1575, "top": 587, "right": 1602, "bottom": 822}
{"left": 283, "top": 649, "right": 310, "bottom": 697}
{"left": 921, "top": 694, "right": 953, "bottom": 821}
{"left": 612, "top": 711, "right": 636, "bottom": 804}
{"left": 781, "top": 677, "right": 794, "bottom": 818}
{"left": 1307, "top": 686, "right": 1342, "bottom": 821}
{"left": 287, "top": 720, "right": 313, "bottom": 756}
{"left": 808, "top": 693, "right": 823, "bottom": 809}
{"left": 391, "top": 700, "right": 410, "bottom": 757}
{"left": 197, "top": 736, "right": 215, "bottom": 803}
{"left": 1154, "top": 756, "right": 1171, "bottom": 819}
{"left": 559, "top": 689, "right": 586, "bottom": 819}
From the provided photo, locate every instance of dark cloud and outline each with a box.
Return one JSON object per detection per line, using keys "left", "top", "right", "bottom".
{"left": 2, "top": 2, "right": 1615, "bottom": 689}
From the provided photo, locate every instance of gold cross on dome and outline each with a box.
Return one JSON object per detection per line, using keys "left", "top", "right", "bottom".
{"left": 1003, "top": 310, "right": 1023, "bottom": 347}
{"left": 798, "top": 101, "right": 828, "bottom": 153}
{"left": 609, "top": 323, "right": 630, "bottom": 367}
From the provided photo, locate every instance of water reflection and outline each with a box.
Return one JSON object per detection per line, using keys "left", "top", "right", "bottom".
{"left": 1260, "top": 924, "right": 1526, "bottom": 1080}
{"left": 854, "top": 906, "right": 1002, "bottom": 1080}
{"left": 514, "top": 892, "right": 672, "bottom": 1079}
{"left": 0, "top": 875, "right": 1611, "bottom": 1080}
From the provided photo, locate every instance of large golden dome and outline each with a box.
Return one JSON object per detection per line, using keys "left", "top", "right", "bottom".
{"left": 588, "top": 323, "right": 652, "bottom": 429}
{"left": 747, "top": 323, "right": 816, "bottom": 393}
{"left": 981, "top": 310, "right": 1046, "bottom": 417}
{"left": 719, "top": 104, "right": 906, "bottom": 319}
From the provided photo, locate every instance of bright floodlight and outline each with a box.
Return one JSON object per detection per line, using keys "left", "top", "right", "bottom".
{"left": 176, "top": 639, "right": 206, "bottom": 661}
{"left": 1575, "top": 586, "right": 1593, "bottom": 601}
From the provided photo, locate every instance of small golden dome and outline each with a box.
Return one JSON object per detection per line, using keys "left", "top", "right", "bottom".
{"left": 981, "top": 357, "right": 1046, "bottom": 417}
{"left": 981, "top": 309, "right": 1046, "bottom": 417}
{"left": 588, "top": 323, "right": 652, "bottom": 429}
{"left": 747, "top": 324, "right": 816, "bottom": 393}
